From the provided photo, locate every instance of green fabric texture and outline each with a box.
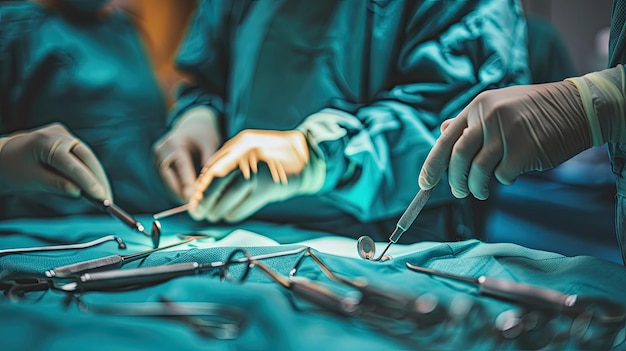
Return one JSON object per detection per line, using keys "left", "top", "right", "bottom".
{"left": 170, "top": 0, "right": 531, "bottom": 242}
{"left": 0, "top": 2, "right": 176, "bottom": 217}
{"left": 1, "top": 216, "right": 625, "bottom": 350}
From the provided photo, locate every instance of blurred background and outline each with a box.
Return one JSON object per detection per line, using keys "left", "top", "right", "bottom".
{"left": 523, "top": 0, "right": 613, "bottom": 75}
{"left": 485, "top": 0, "right": 622, "bottom": 263}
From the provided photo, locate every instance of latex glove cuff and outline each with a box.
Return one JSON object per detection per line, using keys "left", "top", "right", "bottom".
{"left": 566, "top": 64, "right": 626, "bottom": 146}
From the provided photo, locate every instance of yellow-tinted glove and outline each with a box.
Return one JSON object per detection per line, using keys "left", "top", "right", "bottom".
{"left": 419, "top": 65, "right": 626, "bottom": 200}
{"left": 188, "top": 129, "right": 325, "bottom": 222}
{"left": 152, "top": 106, "right": 222, "bottom": 203}
{"left": 0, "top": 123, "right": 111, "bottom": 200}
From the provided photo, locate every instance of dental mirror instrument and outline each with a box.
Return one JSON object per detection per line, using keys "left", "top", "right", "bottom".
{"left": 82, "top": 190, "right": 160, "bottom": 248}
{"left": 357, "top": 188, "right": 433, "bottom": 261}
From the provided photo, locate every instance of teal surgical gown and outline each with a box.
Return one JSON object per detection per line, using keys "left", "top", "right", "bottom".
{"left": 608, "top": 0, "right": 626, "bottom": 264}
{"left": 171, "top": 0, "right": 531, "bottom": 242}
{"left": 0, "top": 2, "right": 176, "bottom": 217}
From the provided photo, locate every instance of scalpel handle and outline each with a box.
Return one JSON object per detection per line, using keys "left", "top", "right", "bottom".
{"left": 73, "top": 262, "right": 200, "bottom": 291}
{"left": 46, "top": 255, "right": 124, "bottom": 278}
{"left": 477, "top": 277, "right": 578, "bottom": 311}
{"left": 391, "top": 188, "right": 433, "bottom": 243}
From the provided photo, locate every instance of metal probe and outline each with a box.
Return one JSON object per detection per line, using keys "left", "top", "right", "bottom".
{"left": 81, "top": 191, "right": 159, "bottom": 248}
{"left": 357, "top": 188, "right": 433, "bottom": 261}
{"left": 153, "top": 204, "right": 189, "bottom": 220}
{"left": 406, "top": 263, "right": 578, "bottom": 312}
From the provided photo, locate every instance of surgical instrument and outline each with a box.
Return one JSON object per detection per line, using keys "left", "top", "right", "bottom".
{"left": 153, "top": 204, "right": 189, "bottom": 220}
{"left": 45, "top": 234, "right": 210, "bottom": 278}
{"left": 59, "top": 246, "right": 308, "bottom": 292}
{"left": 357, "top": 188, "right": 433, "bottom": 261}
{"left": 406, "top": 263, "right": 578, "bottom": 312}
{"left": 74, "top": 296, "right": 247, "bottom": 340}
{"left": 82, "top": 190, "right": 160, "bottom": 248}
{"left": 0, "top": 234, "right": 126, "bottom": 256}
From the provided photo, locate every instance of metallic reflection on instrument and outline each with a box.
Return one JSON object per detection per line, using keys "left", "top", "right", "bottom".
{"left": 357, "top": 188, "right": 433, "bottom": 261}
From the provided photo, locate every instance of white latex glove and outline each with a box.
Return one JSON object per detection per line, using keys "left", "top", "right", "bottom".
{"left": 0, "top": 123, "right": 112, "bottom": 200}
{"left": 152, "top": 106, "right": 222, "bottom": 203}
{"left": 419, "top": 65, "right": 626, "bottom": 200}
{"left": 188, "top": 129, "right": 325, "bottom": 222}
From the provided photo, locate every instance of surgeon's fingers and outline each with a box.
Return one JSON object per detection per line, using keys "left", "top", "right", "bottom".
{"left": 224, "top": 190, "right": 260, "bottom": 223}
{"left": 276, "top": 162, "right": 288, "bottom": 185}
{"left": 224, "top": 179, "right": 268, "bottom": 223}
{"left": 211, "top": 174, "right": 252, "bottom": 222}
{"left": 70, "top": 142, "right": 113, "bottom": 200}
{"left": 44, "top": 138, "right": 107, "bottom": 199}
{"left": 466, "top": 116, "right": 504, "bottom": 200}
{"left": 249, "top": 152, "right": 258, "bottom": 174}
{"left": 448, "top": 105, "right": 488, "bottom": 198}
{"left": 266, "top": 159, "right": 286, "bottom": 184}
{"left": 466, "top": 145, "right": 502, "bottom": 200}
{"left": 160, "top": 166, "right": 184, "bottom": 202}
{"left": 203, "top": 149, "right": 243, "bottom": 180}
{"left": 493, "top": 154, "right": 521, "bottom": 186}
{"left": 419, "top": 115, "right": 469, "bottom": 191}
{"left": 158, "top": 152, "right": 196, "bottom": 202}
{"left": 30, "top": 167, "right": 81, "bottom": 196}
{"left": 239, "top": 156, "right": 251, "bottom": 180}
{"left": 201, "top": 142, "right": 232, "bottom": 172}
{"left": 440, "top": 119, "right": 453, "bottom": 133}
{"left": 39, "top": 140, "right": 106, "bottom": 199}
{"left": 189, "top": 170, "right": 239, "bottom": 221}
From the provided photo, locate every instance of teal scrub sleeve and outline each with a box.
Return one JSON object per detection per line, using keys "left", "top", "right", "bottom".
{"left": 167, "top": 1, "right": 229, "bottom": 129}
{"left": 0, "top": 3, "right": 39, "bottom": 130}
{"left": 297, "top": 0, "right": 530, "bottom": 222}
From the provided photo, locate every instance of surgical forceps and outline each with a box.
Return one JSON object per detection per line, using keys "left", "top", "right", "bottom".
{"left": 357, "top": 188, "right": 433, "bottom": 261}
{"left": 45, "top": 234, "right": 210, "bottom": 278}
{"left": 58, "top": 246, "right": 308, "bottom": 292}
{"left": 0, "top": 234, "right": 126, "bottom": 256}
{"left": 406, "top": 263, "right": 579, "bottom": 312}
{"left": 82, "top": 190, "right": 161, "bottom": 248}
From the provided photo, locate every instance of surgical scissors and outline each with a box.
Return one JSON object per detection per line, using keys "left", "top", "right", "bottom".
{"left": 0, "top": 234, "right": 126, "bottom": 256}
{"left": 357, "top": 188, "right": 433, "bottom": 261}
{"left": 58, "top": 246, "right": 308, "bottom": 292}
{"left": 45, "top": 234, "right": 210, "bottom": 278}
{"left": 82, "top": 190, "right": 161, "bottom": 248}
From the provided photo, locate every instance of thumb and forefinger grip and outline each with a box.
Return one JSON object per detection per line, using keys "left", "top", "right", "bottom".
{"left": 418, "top": 116, "right": 469, "bottom": 190}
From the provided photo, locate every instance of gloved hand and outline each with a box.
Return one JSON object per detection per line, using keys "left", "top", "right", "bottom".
{"left": 152, "top": 106, "right": 222, "bottom": 203}
{"left": 0, "top": 123, "right": 112, "bottom": 200}
{"left": 188, "top": 129, "right": 325, "bottom": 222}
{"left": 419, "top": 65, "right": 626, "bottom": 200}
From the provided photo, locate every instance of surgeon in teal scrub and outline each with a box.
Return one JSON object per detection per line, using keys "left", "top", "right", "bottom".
{"left": 0, "top": 0, "right": 176, "bottom": 217}
{"left": 153, "top": 0, "right": 531, "bottom": 242}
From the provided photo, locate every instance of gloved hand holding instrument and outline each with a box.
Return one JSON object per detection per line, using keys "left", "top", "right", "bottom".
{"left": 152, "top": 106, "right": 222, "bottom": 203}
{"left": 154, "top": 128, "right": 326, "bottom": 223}
{"left": 0, "top": 123, "right": 112, "bottom": 200}
{"left": 418, "top": 65, "right": 626, "bottom": 200}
